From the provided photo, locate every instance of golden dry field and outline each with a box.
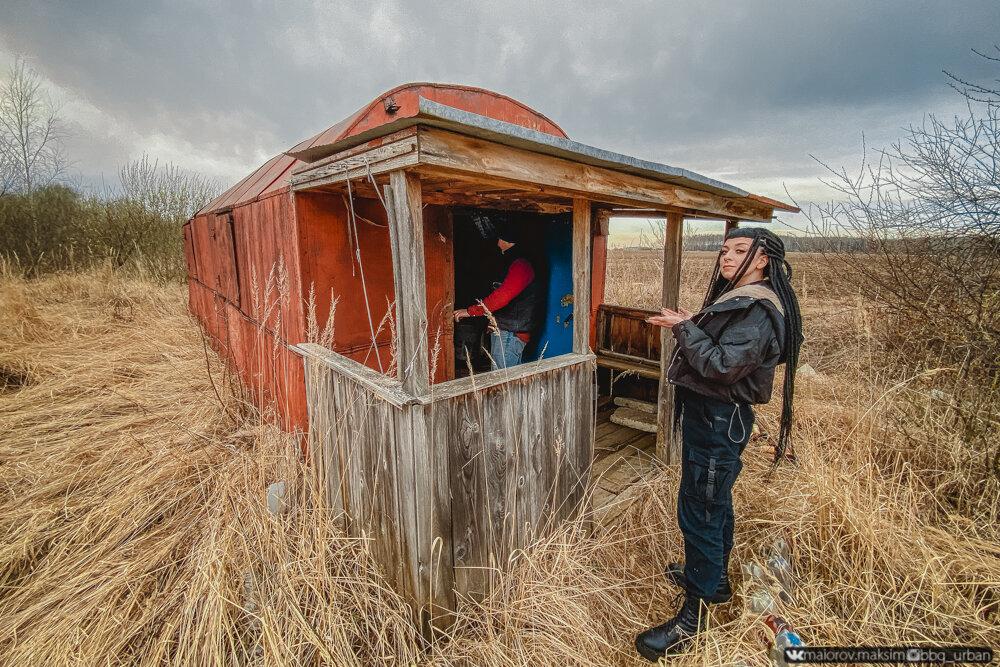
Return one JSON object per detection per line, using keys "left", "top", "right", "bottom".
{"left": 0, "top": 253, "right": 997, "bottom": 666}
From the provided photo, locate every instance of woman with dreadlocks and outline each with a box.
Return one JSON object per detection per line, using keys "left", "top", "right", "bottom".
{"left": 635, "top": 226, "right": 804, "bottom": 662}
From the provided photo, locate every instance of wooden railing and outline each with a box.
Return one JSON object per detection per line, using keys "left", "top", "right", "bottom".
{"left": 294, "top": 342, "right": 595, "bottom": 622}
{"left": 594, "top": 304, "right": 661, "bottom": 379}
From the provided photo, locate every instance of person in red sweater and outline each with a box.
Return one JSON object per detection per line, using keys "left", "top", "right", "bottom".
{"left": 453, "top": 225, "right": 540, "bottom": 370}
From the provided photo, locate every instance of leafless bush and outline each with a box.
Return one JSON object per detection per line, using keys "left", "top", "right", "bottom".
{"left": 94, "top": 155, "right": 220, "bottom": 277}
{"left": 803, "top": 48, "right": 1000, "bottom": 515}
{"left": 807, "top": 49, "right": 999, "bottom": 384}
{"left": 0, "top": 156, "right": 219, "bottom": 279}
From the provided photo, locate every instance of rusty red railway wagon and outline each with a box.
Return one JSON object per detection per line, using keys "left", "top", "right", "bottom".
{"left": 183, "top": 82, "right": 797, "bottom": 630}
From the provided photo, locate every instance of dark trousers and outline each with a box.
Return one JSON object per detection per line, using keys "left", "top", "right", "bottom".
{"left": 676, "top": 388, "right": 755, "bottom": 600}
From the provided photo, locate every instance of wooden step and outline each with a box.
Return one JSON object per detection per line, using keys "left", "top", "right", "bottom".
{"left": 612, "top": 396, "right": 657, "bottom": 414}
{"left": 609, "top": 406, "right": 657, "bottom": 433}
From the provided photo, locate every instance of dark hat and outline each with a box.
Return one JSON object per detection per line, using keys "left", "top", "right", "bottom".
{"left": 495, "top": 220, "right": 525, "bottom": 245}
{"left": 470, "top": 210, "right": 524, "bottom": 244}
{"left": 471, "top": 213, "right": 499, "bottom": 243}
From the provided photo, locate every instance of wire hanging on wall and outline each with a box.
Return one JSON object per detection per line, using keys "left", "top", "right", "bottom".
{"left": 344, "top": 177, "right": 385, "bottom": 372}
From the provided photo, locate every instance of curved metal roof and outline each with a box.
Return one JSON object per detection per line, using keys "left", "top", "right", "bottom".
{"left": 198, "top": 82, "right": 798, "bottom": 217}
{"left": 199, "top": 83, "right": 566, "bottom": 214}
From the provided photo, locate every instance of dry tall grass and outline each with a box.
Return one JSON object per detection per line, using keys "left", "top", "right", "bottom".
{"left": 1, "top": 258, "right": 997, "bottom": 665}
{"left": 0, "top": 267, "right": 419, "bottom": 664}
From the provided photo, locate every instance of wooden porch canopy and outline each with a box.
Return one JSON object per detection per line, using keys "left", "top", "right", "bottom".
{"left": 287, "top": 96, "right": 797, "bottom": 221}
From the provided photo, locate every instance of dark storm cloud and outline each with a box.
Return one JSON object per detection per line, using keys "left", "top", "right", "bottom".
{"left": 1, "top": 0, "right": 998, "bottom": 218}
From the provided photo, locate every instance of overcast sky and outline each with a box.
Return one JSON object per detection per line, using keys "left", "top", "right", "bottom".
{"left": 2, "top": 0, "right": 998, "bottom": 241}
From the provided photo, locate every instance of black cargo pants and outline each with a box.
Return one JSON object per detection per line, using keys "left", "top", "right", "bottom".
{"left": 676, "top": 387, "right": 755, "bottom": 601}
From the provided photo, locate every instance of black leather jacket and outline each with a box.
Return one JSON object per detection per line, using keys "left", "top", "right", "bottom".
{"left": 666, "top": 282, "right": 787, "bottom": 405}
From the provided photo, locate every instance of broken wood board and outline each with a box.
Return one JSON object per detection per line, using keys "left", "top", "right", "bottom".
{"left": 610, "top": 406, "right": 657, "bottom": 433}
{"left": 612, "top": 396, "right": 657, "bottom": 414}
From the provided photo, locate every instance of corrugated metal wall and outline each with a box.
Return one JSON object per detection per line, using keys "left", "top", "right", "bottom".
{"left": 294, "top": 192, "right": 455, "bottom": 384}
{"left": 184, "top": 188, "right": 308, "bottom": 433}
{"left": 183, "top": 186, "right": 458, "bottom": 435}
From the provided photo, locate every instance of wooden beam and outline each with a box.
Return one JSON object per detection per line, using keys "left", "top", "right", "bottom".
{"left": 572, "top": 199, "right": 592, "bottom": 353}
{"left": 290, "top": 343, "right": 415, "bottom": 408}
{"left": 590, "top": 208, "right": 610, "bottom": 349}
{"left": 417, "top": 128, "right": 776, "bottom": 221}
{"left": 609, "top": 209, "right": 755, "bottom": 222}
{"left": 655, "top": 212, "right": 684, "bottom": 464}
{"left": 427, "top": 353, "right": 595, "bottom": 402}
{"left": 385, "top": 170, "right": 430, "bottom": 396}
{"left": 290, "top": 127, "right": 418, "bottom": 175}
{"left": 384, "top": 170, "right": 448, "bottom": 637}
{"left": 595, "top": 355, "right": 661, "bottom": 380}
{"left": 292, "top": 135, "right": 419, "bottom": 190}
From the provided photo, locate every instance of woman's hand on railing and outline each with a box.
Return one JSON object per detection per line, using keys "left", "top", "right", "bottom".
{"left": 645, "top": 307, "right": 693, "bottom": 328}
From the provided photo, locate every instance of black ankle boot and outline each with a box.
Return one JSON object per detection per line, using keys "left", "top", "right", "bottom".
{"left": 635, "top": 594, "right": 705, "bottom": 662}
{"left": 663, "top": 562, "right": 733, "bottom": 603}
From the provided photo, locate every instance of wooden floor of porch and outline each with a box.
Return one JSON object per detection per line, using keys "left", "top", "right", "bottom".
{"left": 590, "top": 398, "right": 661, "bottom": 527}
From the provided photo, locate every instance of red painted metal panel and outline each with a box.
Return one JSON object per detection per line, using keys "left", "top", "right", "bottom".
{"left": 290, "top": 82, "right": 567, "bottom": 156}
{"left": 295, "top": 192, "right": 453, "bottom": 384}
{"left": 187, "top": 277, "right": 308, "bottom": 433}
{"left": 186, "top": 190, "right": 308, "bottom": 434}
{"left": 182, "top": 222, "right": 198, "bottom": 281}
{"left": 233, "top": 190, "right": 305, "bottom": 345}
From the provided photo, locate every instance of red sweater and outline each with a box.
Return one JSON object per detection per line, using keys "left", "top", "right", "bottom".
{"left": 467, "top": 257, "right": 535, "bottom": 342}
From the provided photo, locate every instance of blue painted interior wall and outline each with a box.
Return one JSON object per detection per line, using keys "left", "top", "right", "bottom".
{"left": 525, "top": 215, "right": 574, "bottom": 361}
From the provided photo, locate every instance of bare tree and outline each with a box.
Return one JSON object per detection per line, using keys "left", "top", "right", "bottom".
{"left": 945, "top": 44, "right": 1000, "bottom": 104}
{"left": 0, "top": 129, "right": 15, "bottom": 197}
{"left": 118, "top": 154, "right": 219, "bottom": 222}
{"left": 0, "top": 57, "right": 66, "bottom": 196}
{"left": 100, "top": 155, "right": 220, "bottom": 271}
{"left": 806, "top": 47, "right": 1000, "bottom": 377}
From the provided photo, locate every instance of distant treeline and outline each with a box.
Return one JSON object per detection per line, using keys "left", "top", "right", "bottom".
{"left": 616, "top": 233, "right": 991, "bottom": 254}
{"left": 616, "top": 234, "right": 874, "bottom": 253}
{"left": 0, "top": 160, "right": 218, "bottom": 280}
{"left": 682, "top": 233, "right": 870, "bottom": 252}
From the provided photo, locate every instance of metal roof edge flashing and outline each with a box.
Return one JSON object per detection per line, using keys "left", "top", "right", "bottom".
{"left": 414, "top": 97, "right": 750, "bottom": 198}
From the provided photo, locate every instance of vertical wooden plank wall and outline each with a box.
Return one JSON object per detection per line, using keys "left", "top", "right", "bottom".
{"left": 302, "top": 353, "right": 594, "bottom": 608}
{"left": 300, "top": 180, "right": 597, "bottom": 630}
{"left": 301, "top": 355, "right": 408, "bottom": 598}
{"left": 655, "top": 212, "right": 684, "bottom": 464}
{"left": 441, "top": 360, "right": 593, "bottom": 599}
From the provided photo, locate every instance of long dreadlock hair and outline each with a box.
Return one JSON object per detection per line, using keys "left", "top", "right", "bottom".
{"left": 701, "top": 227, "right": 804, "bottom": 469}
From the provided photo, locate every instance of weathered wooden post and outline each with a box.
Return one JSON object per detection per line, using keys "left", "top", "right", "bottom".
{"left": 572, "top": 199, "right": 593, "bottom": 355}
{"left": 571, "top": 198, "right": 596, "bottom": 517}
{"left": 384, "top": 169, "right": 455, "bottom": 634}
{"left": 655, "top": 212, "right": 684, "bottom": 464}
